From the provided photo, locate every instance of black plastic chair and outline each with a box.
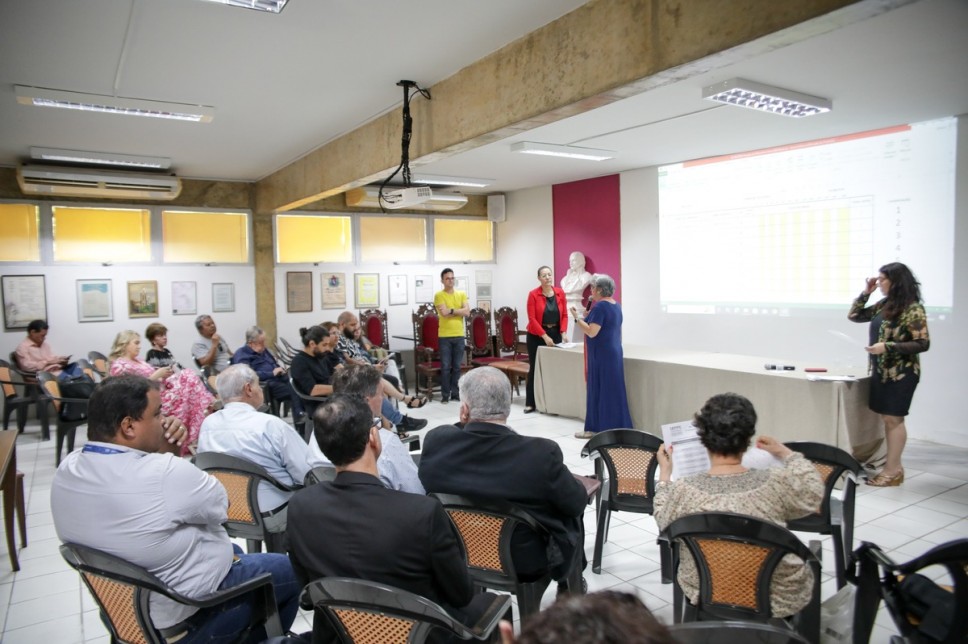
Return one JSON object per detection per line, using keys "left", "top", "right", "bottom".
{"left": 36, "top": 371, "right": 89, "bottom": 465}
{"left": 668, "top": 620, "right": 811, "bottom": 643}
{"left": 580, "top": 429, "right": 663, "bottom": 574}
{"left": 785, "top": 440, "right": 865, "bottom": 589}
{"left": 61, "top": 542, "right": 283, "bottom": 644}
{"left": 303, "top": 576, "right": 511, "bottom": 643}
{"left": 304, "top": 465, "right": 338, "bottom": 485}
{"left": 431, "top": 492, "right": 584, "bottom": 624}
{"left": 87, "top": 351, "right": 110, "bottom": 378}
{"left": 850, "top": 539, "right": 968, "bottom": 644}
{"left": 662, "top": 511, "right": 821, "bottom": 644}
{"left": 289, "top": 376, "right": 328, "bottom": 442}
{"left": 0, "top": 359, "right": 35, "bottom": 433}
{"left": 8, "top": 352, "right": 50, "bottom": 440}
{"left": 193, "top": 452, "right": 301, "bottom": 554}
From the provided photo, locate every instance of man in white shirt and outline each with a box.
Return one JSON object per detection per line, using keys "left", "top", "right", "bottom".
{"left": 198, "top": 364, "right": 319, "bottom": 534}
{"left": 191, "top": 314, "right": 231, "bottom": 374}
{"left": 51, "top": 375, "right": 299, "bottom": 642}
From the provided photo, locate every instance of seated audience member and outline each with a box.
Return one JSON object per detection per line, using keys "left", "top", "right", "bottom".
{"left": 654, "top": 392, "right": 824, "bottom": 618}
{"left": 192, "top": 314, "right": 231, "bottom": 374}
{"left": 51, "top": 375, "right": 299, "bottom": 642}
{"left": 499, "top": 590, "right": 675, "bottom": 644}
{"left": 109, "top": 330, "right": 214, "bottom": 455}
{"left": 15, "top": 319, "right": 84, "bottom": 379}
{"left": 307, "top": 364, "right": 424, "bottom": 494}
{"left": 197, "top": 364, "right": 318, "bottom": 534}
{"left": 232, "top": 325, "right": 304, "bottom": 420}
{"left": 287, "top": 394, "right": 496, "bottom": 643}
{"left": 144, "top": 322, "right": 180, "bottom": 368}
{"left": 419, "top": 366, "right": 588, "bottom": 590}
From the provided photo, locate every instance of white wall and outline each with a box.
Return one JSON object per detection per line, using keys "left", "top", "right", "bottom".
{"left": 0, "top": 265, "right": 256, "bottom": 366}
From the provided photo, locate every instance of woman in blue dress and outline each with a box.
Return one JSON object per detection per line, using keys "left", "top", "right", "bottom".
{"left": 570, "top": 274, "right": 633, "bottom": 439}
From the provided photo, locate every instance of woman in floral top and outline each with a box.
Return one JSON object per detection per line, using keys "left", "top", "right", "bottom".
{"left": 848, "top": 262, "right": 930, "bottom": 487}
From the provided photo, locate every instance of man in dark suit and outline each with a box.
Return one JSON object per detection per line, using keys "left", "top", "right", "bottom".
{"left": 418, "top": 366, "right": 589, "bottom": 591}
{"left": 287, "top": 394, "right": 494, "bottom": 642}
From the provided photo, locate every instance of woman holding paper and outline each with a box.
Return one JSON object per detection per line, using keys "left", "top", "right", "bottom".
{"left": 653, "top": 393, "right": 823, "bottom": 618}
{"left": 524, "top": 265, "right": 568, "bottom": 413}
{"left": 848, "top": 262, "right": 930, "bottom": 487}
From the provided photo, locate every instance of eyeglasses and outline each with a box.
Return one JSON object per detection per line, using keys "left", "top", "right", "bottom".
{"left": 372, "top": 417, "right": 382, "bottom": 429}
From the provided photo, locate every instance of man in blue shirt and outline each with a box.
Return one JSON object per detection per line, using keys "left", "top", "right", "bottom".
{"left": 232, "top": 325, "right": 304, "bottom": 422}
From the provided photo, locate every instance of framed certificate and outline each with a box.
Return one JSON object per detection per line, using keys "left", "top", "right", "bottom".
{"left": 287, "top": 271, "right": 313, "bottom": 313}
{"left": 77, "top": 279, "right": 113, "bottom": 323}
{"left": 1, "top": 274, "right": 47, "bottom": 330}
{"left": 354, "top": 273, "right": 380, "bottom": 309}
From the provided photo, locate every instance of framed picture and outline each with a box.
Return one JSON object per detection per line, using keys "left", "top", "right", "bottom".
{"left": 414, "top": 275, "right": 434, "bottom": 303}
{"left": 354, "top": 273, "right": 380, "bottom": 309}
{"left": 76, "top": 279, "right": 113, "bottom": 323}
{"left": 478, "top": 300, "right": 491, "bottom": 315}
{"left": 476, "top": 283, "right": 492, "bottom": 298}
{"left": 321, "top": 272, "right": 346, "bottom": 309}
{"left": 455, "top": 276, "right": 469, "bottom": 294}
{"left": 2, "top": 274, "right": 47, "bottom": 330}
{"left": 388, "top": 274, "right": 407, "bottom": 306}
{"left": 287, "top": 271, "right": 313, "bottom": 312}
{"left": 212, "top": 283, "right": 236, "bottom": 313}
{"left": 171, "top": 281, "right": 197, "bottom": 316}
{"left": 127, "top": 281, "right": 159, "bottom": 318}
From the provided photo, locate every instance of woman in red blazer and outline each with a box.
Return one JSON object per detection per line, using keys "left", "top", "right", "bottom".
{"left": 524, "top": 266, "right": 568, "bottom": 412}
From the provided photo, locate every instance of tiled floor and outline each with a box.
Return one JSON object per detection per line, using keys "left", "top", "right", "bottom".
{"left": 2, "top": 397, "right": 966, "bottom": 643}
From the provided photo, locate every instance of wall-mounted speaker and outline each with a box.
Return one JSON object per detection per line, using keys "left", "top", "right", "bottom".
{"left": 487, "top": 194, "right": 506, "bottom": 222}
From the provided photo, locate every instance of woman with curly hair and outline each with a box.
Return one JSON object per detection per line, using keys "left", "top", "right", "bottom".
{"left": 848, "top": 262, "right": 930, "bottom": 486}
{"left": 653, "top": 393, "right": 823, "bottom": 619}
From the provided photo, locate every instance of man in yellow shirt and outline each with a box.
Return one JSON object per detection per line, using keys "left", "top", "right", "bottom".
{"left": 433, "top": 268, "right": 469, "bottom": 403}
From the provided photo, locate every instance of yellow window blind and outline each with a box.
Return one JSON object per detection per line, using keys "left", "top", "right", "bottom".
{"left": 276, "top": 215, "right": 352, "bottom": 263}
{"left": 163, "top": 210, "right": 249, "bottom": 263}
{"left": 52, "top": 206, "right": 151, "bottom": 262}
{"left": 359, "top": 216, "right": 427, "bottom": 262}
{"left": 0, "top": 203, "right": 40, "bottom": 262}
{"left": 433, "top": 219, "right": 494, "bottom": 262}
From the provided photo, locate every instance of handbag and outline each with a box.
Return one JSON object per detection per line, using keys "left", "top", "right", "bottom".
{"left": 58, "top": 374, "right": 96, "bottom": 421}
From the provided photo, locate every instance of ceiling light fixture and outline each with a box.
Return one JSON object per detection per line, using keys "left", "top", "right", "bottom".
{"left": 702, "top": 78, "right": 831, "bottom": 118}
{"left": 511, "top": 141, "right": 615, "bottom": 161}
{"left": 195, "top": 0, "right": 289, "bottom": 13}
{"left": 409, "top": 174, "right": 494, "bottom": 188}
{"left": 30, "top": 147, "right": 171, "bottom": 170}
{"left": 15, "top": 85, "right": 215, "bottom": 123}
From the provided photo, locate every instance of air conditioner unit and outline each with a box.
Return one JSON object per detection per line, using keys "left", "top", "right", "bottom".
{"left": 345, "top": 185, "right": 468, "bottom": 211}
{"left": 16, "top": 164, "right": 182, "bottom": 200}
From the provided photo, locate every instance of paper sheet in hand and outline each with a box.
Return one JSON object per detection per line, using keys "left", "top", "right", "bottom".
{"left": 661, "top": 420, "right": 710, "bottom": 481}
{"left": 555, "top": 342, "right": 579, "bottom": 349}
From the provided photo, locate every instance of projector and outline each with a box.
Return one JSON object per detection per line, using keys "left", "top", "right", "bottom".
{"left": 381, "top": 186, "right": 433, "bottom": 209}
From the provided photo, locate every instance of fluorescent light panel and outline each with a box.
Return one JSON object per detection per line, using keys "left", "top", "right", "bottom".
{"left": 702, "top": 78, "right": 831, "bottom": 118}
{"left": 409, "top": 174, "right": 494, "bottom": 188}
{"left": 15, "top": 85, "right": 215, "bottom": 123}
{"left": 30, "top": 147, "right": 171, "bottom": 170}
{"left": 511, "top": 141, "right": 615, "bottom": 161}
{"left": 196, "top": 0, "right": 289, "bottom": 13}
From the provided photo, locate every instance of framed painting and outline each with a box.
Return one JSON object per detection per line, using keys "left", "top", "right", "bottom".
{"left": 127, "top": 281, "right": 159, "bottom": 318}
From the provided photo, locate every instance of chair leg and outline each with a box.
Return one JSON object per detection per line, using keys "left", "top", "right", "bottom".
{"left": 515, "top": 583, "right": 542, "bottom": 622}
{"left": 592, "top": 500, "right": 609, "bottom": 574}
{"left": 246, "top": 539, "right": 263, "bottom": 554}
{"left": 832, "top": 525, "right": 846, "bottom": 589}
{"left": 39, "top": 400, "right": 50, "bottom": 441}
{"left": 658, "top": 537, "right": 673, "bottom": 584}
{"left": 55, "top": 425, "right": 65, "bottom": 466}
{"left": 798, "top": 542, "right": 823, "bottom": 644}
{"left": 15, "top": 471, "right": 26, "bottom": 547}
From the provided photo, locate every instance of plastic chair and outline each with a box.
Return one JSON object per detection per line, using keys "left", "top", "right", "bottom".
{"left": 193, "top": 452, "right": 301, "bottom": 554}
{"left": 668, "top": 620, "right": 810, "bottom": 643}
{"left": 7, "top": 352, "right": 50, "bottom": 440}
{"left": 662, "top": 511, "right": 821, "bottom": 644}
{"left": 431, "top": 492, "right": 584, "bottom": 623}
{"left": 304, "top": 465, "right": 338, "bottom": 485}
{"left": 36, "top": 372, "right": 89, "bottom": 465}
{"left": 87, "top": 351, "right": 110, "bottom": 378}
{"left": 851, "top": 539, "right": 968, "bottom": 644}
{"left": 412, "top": 303, "right": 442, "bottom": 400}
{"left": 784, "top": 440, "right": 865, "bottom": 589}
{"left": 0, "top": 359, "right": 36, "bottom": 433}
{"left": 290, "top": 376, "right": 328, "bottom": 442}
{"left": 580, "top": 429, "right": 664, "bottom": 575}
{"left": 466, "top": 308, "right": 504, "bottom": 368}
{"left": 304, "top": 576, "right": 511, "bottom": 644}
{"left": 61, "top": 542, "right": 283, "bottom": 644}
{"left": 360, "top": 308, "right": 408, "bottom": 394}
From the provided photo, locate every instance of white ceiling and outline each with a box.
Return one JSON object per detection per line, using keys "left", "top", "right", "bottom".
{"left": 1, "top": 0, "right": 966, "bottom": 199}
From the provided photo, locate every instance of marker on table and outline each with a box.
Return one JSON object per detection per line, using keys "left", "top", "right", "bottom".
{"left": 805, "top": 367, "right": 827, "bottom": 373}
{"left": 764, "top": 363, "right": 796, "bottom": 371}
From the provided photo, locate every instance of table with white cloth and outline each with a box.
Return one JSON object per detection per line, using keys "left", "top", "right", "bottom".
{"left": 533, "top": 344, "right": 884, "bottom": 465}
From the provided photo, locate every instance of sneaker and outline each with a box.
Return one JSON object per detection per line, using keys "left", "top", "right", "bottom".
{"left": 440, "top": 397, "right": 450, "bottom": 404}
{"left": 399, "top": 415, "right": 428, "bottom": 432}
{"left": 452, "top": 393, "right": 460, "bottom": 402}
{"left": 556, "top": 576, "right": 588, "bottom": 599}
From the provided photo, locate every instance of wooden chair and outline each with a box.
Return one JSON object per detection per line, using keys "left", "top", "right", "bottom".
{"left": 61, "top": 542, "right": 283, "bottom": 644}
{"left": 851, "top": 539, "right": 968, "bottom": 644}
{"left": 466, "top": 308, "right": 505, "bottom": 368}
{"left": 580, "top": 429, "right": 664, "bottom": 575}
{"left": 784, "top": 441, "right": 865, "bottom": 589}
{"left": 360, "top": 307, "right": 408, "bottom": 394}
{"left": 303, "top": 576, "right": 511, "bottom": 644}
{"left": 87, "top": 351, "right": 110, "bottom": 378}
{"left": 494, "top": 307, "right": 528, "bottom": 361}
{"left": 431, "top": 493, "right": 584, "bottom": 624}
{"left": 36, "top": 372, "right": 89, "bottom": 465}
{"left": 193, "top": 452, "right": 302, "bottom": 554}
{"left": 412, "top": 303, "right": 442, "bottom": 400}
{"left": 662, "top": 512, "right": 821, "bottom": 644}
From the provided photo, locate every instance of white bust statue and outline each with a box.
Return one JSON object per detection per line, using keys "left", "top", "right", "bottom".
{"left": 561, "top": 251, "right": 592, "bottom": 340}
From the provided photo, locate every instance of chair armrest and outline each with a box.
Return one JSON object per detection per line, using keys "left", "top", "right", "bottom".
{"left": 189, "top": 572, "right": 276, "bottom": 607}
{"left": 464, "top": 593, "right": 512, "bottom": 640}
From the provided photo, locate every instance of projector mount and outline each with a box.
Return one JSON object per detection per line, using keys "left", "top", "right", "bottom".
{"left": 378, "top": 80, "right": 432, "bottom": 212}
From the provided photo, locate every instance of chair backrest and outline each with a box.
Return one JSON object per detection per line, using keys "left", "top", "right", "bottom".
{"left": 193, "top": 452, "right": 298, "bottom": 541}
{"left": 664, "top": 512, "right": 819, "bottom": 621}
{"left": 76, "top": 358, "right": 99, "bottom": 382}
{"left": 359, "top": 308, "right": 389, "bottom": 350}
{"left": 305, "top": 465, "right": 338, "bottom": 485}
{"left": 412, "top": 303, "right": 439, "bottom": 354}
{"left": 493, "top": 307, "right": 519, "bottom": 354}
{"left": 305, "top": 576, "right": 508, "bottom": 644}
{"left": 0, "top": 359, "right": 25, "bottom": 399}
{"left": 581, "top": 429, "right": 663, "bottom": 512}
{"left": 668, "top": 620, "right": 811, "bottom": 644}
{"left": 87, "top": 351, "right": 110, "bottom": 378}
{"left": 465, "top": 308, "right": 493, "bottom": 356}
{"left": 430, "top": 492, "right": 550, "bottom": 592}
{"left": 36, "top": 371, "right": 63, "bottom": 413}
{"left": 784, "top": 441, "right": 863, "bottom": 527}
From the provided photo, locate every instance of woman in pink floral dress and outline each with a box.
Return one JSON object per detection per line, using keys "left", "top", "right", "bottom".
{"left": 108, "top": 329, "right": 214, "bottom": 455}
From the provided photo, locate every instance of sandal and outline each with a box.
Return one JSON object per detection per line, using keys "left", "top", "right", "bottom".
{"left": 404, "top": 394, "right": 428, "bottom": 409}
